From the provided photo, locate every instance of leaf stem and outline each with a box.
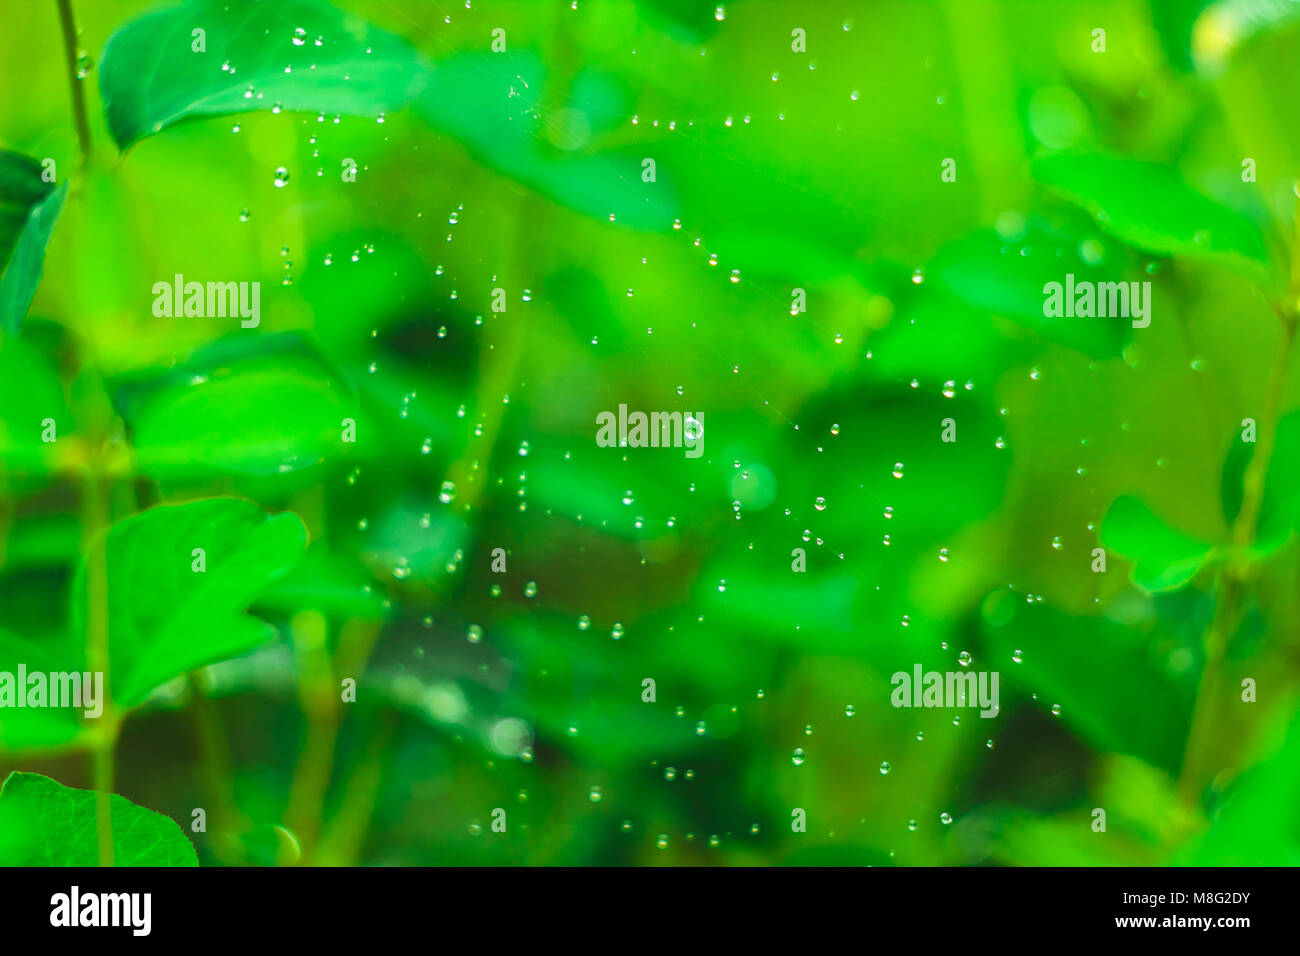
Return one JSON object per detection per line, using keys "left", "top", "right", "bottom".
{"left": 1179, "top": 205, "right": 1300, "bottom": 805}
{"left": 55, "top": 0, "right": 93, "bottom": 166}
{"left": 80, "top": 465, "right": 115, "bottom": 866}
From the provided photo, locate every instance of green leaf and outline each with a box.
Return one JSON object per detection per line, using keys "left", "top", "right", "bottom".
{"left": 1186, "top": 0, "right": 1300, "bottom": 74}
{"left": 1101, "top": 495, "right": 1215, "bottom": 591}
{"left": 930, "top": 227, "right": 1129, "bottom": 358}
{"left": 415, "top": 52, "right": 678, "bottom": 230}
{"left": 1220, "top": 410, "right": 1300, "bottom": 555}
{"left": 114, "top": 334, "right": 358, "bottom": 477}
{"left": 0, "top": 630, "right": 85, "bottom": 751}
{"left": 0, "top": 332, "right": 71, "bottom": 474}
{"left": 0, "top": 772, "right": 197, "bottom": 866}
{"left": 99, "top": 0, "right": 430, "bottom": 150}
{"left": 0, "top": 151, "right": 53, "bottom": 266}
{"left": 1034, "top": 153, "right": 1270, "bottom": 274}
{"left": 982, "top": 595, "right": 1201, "bottom": 772}
{"left": 1182, "top": 709, "right": 1300, "bottom": 864}
{"left": 131, "top": 369, "right": 355, "bottom": 477}
{"left": 0, "top": 179, "right": 67, "bottom": 335}
{"left": 255, "top": 542, "right": 388, "bottom": 620}
{"left": 73, "top": 497, "right": 308, "bottom": 707}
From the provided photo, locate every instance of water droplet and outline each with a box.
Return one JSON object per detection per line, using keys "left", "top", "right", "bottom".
{"left": 958, "top": 650, "right": 972, "bottom": 667}
{"left": 292, "top": 27, "right": 307, "bottom": 45}
{"left": 1012, "top": 649, "right": 1023, "bottom": 663}
{"left": 273, "top": 166, "right": 290, "bottom": 187}
{"left": 577, "top": 614, "right": 591, "bottom": 631}
{"left": 467, "top": 624, "right": 483, "bottom": 644}
{"left": 439, "top": 480, "right": 456, "bottom": 503}
{"left": 791, "top": 748, "right": 806, "bottom": 766}
{"left": 940, "top": 812, "right": 953, "bottom": 825}
{"left": 814, "top": 496, "right": 827, "bottom": 511}
{"left": 588, "top": 786, "right": 602, "bottom": 803}
{"left": 879, "top": 761, "right": 891, "bottom": 775}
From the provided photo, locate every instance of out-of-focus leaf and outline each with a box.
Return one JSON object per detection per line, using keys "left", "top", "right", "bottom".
{"left": 115, "top": 334, "right": 358, "bottom": 478}
{"left": 982, "top": 598, "right": 1199, "bottom": 772}
{"left": 1034, "top": 153, "right": 1269, "bottom": 274}
{"left": 72, "top": 497, "right": 308, "bottom": 707}
{"left": 1101, "top": 495, "right": 1215, "bottom": 591}
{"left": 131, "top": 369, "right": 354, "bottom": 477}
{"left": 255, "top": 542, "right": 387, "bottom": 620}
{"left": 0, "top": 151, "right": 53, "bottom": 267}
{"left": 1182, "top": 710, "right": 1300, "bottom": 864}
{"left": 99, "top": 0, "right": 430, "bottom": 150}
{"left": 931, "top": 227, "right": 1129, "bottom": 358}
{"left": 416, "top": 52, "right": 677, "bottom": 230}
{"left": 1190, "top": 0, "right": 1300, "bottom": 74}
{"left": 0, "top": 772, "right": 197, "bottom": 866}
{"left": 0, "top": 333, "right": 70, "bottom": 475}
{"left": 1220, "top": 409, "right": 1300, "bottom": 555}
{"left": 994, "top": 812, "right": 1159, "bottom": 866}
{"left": 0, "top": 629, "right": 84, "bottom": 751}
{"left": 0, "top": 176, "right": 67, "bottom": 335}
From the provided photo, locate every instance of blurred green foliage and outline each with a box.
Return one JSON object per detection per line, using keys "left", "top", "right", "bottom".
{"left": 2, "top": 0, "right": 1300, "bottom": 866}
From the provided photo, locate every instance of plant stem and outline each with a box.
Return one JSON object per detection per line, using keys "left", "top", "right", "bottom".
{"left": 285, "top": 618, "right": 382, "bottom": 862}
{"left": 81, "top": 466, "right": 115, "bottom": 866}
{"left": 55, "top": 0, "right": 93, "bottom": 166}
{"left": 1178, "top": 209, "right": 1300, "bottom": 805}
{"left": 187, "top": 676, "right": 248, "bottom": 864}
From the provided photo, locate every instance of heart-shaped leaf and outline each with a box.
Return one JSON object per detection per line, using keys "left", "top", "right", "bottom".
{"left": 72, "top": 497, "right": 308, "bottom": 707}
{"left": 99, "top": 0, "right": 430, "bottom": 150}
{"left": 1101, "top": 494, "right": 1216, "bottom": 591}
{"left": 0, "top": 772, "right": 197, "bottom": 866}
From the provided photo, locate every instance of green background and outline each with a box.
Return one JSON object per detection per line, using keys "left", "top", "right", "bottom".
{"left": 1, "top": 0, "right": 1299, "bottom": 866}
